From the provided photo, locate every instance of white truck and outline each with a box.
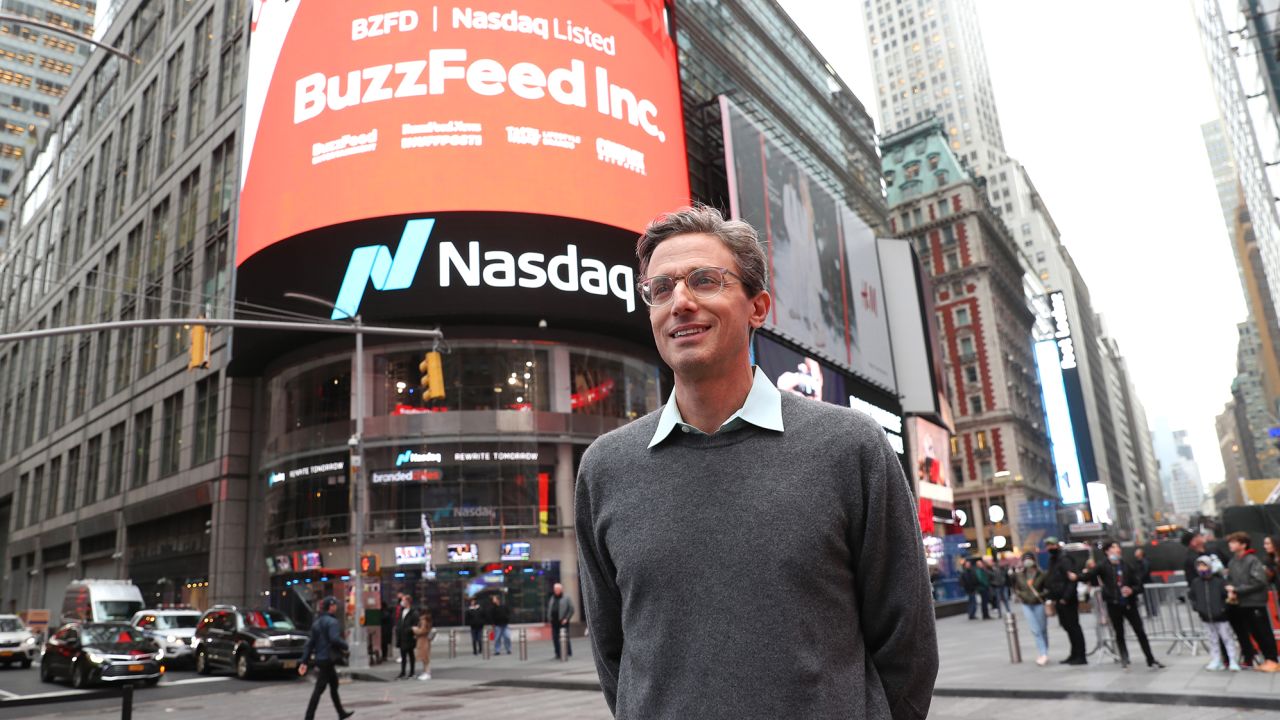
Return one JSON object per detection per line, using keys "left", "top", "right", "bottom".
{"left": 60, "top": 579, "right": 145, "bottom": 624}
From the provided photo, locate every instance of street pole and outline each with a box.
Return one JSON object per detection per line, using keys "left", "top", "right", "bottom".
{"left": 350, "top": 315, "right": 368, "bottom": 670}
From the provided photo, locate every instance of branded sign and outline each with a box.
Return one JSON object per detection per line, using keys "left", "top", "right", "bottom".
{"left": 371, "top": 468, "right": 442, "bottom": 484}
{"left": 267, "top": 459, "right": 346, "bottom": 486}
{"left": 396, "top": 449, "right": 444, "bottom": 466}
{"left": 907, "top": 417, "right": 953, "bottom": 534}
{"left": 1086, "top": 482, "right": 1113, "bottom": 525}
{"left": 1035, "top": 340, "right": 1086, "bottom": 504}
{"left": 394, "top": 545, "right": 429, "bottom": 565}
{"left": 238, "top": 0, "right": 688, "bottom": 267}
{"left": 447, "top": 543, "right": 479, "bottom": 563}
{"left": 1049, "top": 292, "right": 1076, "bottom": 370}
{"left": 501, "top": 541, "right": 532, "bottom": 561}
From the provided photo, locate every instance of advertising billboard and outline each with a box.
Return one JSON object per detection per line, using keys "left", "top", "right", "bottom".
{"left": 240, "top": 0, "right": 688, "bottom": 264}
{"left": 754, "top": 335, "right": 904, "bottom": 456}
{"left": 721, "top": 96, "right": 895, "bottom": 391}
{"left": 878, "top": 238, "right": 950, "bottom": 423}
{"left": 1034, "top": 339, "right": 1086, "bottom": 504}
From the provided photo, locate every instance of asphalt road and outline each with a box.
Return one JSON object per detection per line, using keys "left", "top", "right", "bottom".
{"left": 0, "top": 659, "right": 303, "bottom": 719}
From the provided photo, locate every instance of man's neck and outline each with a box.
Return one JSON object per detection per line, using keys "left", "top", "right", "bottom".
{"left": 672, "top": 365, "right": 755, "bottom": 434}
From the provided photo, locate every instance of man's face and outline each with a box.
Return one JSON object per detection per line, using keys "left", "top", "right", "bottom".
{"left": 1135, "top": 549, "right": 1144, "bottom": 559}
{"left": 1190, "top": 536, "right": 1205, "bottom": 552}
{"left": 645, "top": 233, "right": 769, "bottom": 383}
{"left": 553, "top": 583, "right": 563, "bottom": 597}
{"left": 1229, "top": 539, "right": 1244, "bottom": 555}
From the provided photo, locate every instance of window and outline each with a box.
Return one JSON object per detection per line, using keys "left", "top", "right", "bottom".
{"left": 64, "top": 446, "right": 80, "bottom": 514}
{"left": 969, "top": 396, "right": 983, "bottom": 414}
{"left": 202, "top": 230, "right": 228, "bottom": 312}
{"left": 129, "top": 0, "right": 164, "bottom": 83}
{"left": 84, "top": 434, "right": 102, "bottom": 506}
{"left": 176, "top": 168, "right": 199, "bottom": 255}
{"left": 959, "top": 336, "right": 975, "bottom": 357}
{"left": 92, "top": 331, "right": 110, "bottom": 406}
{"left": 1035, "top": 251, "right": 1045, "bottom": 263}
{"left": 208, "top": 135, "right": 235, "bottom": 227}
{"left": 217, "top": 0, "right": 244, "bottom": 109}
{"left": 194, "top": 375, "right": 218, "bottom": 464}
{"left": 937, "top": 199, "right": 949, "bottom": 217}
{"left": 160, "top": 391, "right": 182, "bottom": 477}
{"left": 15, "top": 473, "right": 27, "bottom": 529}
{"left": 29, "top": 465, "right": 42, "bottom": 526}
{"left": 55, "top": 353, "right": 70, "bottom": 428}
{"left": 964, "top": 365, "right": 978, "bottom": 384}
{"left": 132, "top": 409, "right": 153, "bottom": 488}
{"left": 944, "top": 251, "right": 958, "bottom": 272}
{"left": 158, "top": 47, "right": 183, "bottom": 170}
{"left": 113, "top": 110, "right": 132, "bottom": 220}
{"left": 107, "top": 423, "right": 126, "bottom": 497}
{"left": 187, "top": 12, "right": 212, "bottom": 142}
{"left": 955, "top": 307, "right": 970, "bottom": 326}
{"left": 47, "top": 456, "right": 61, "bottom": 519}
{"left": 941, "top": 224, "right": 955, "bottom": 245}
{"left": 73, "top": 338, "right": 90, "bottom": 416}
{"left": 134, "top": 79, "right": 157, "bottom": 200}
{"left": 976, "top": 430, "right": 987, "bottom": 450}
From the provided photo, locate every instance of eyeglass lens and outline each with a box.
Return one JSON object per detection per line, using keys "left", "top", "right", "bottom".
{"left": 642, "top": 268, "right": 727, "bottom": 306}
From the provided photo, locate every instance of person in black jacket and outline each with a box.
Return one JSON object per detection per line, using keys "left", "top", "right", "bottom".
{"left": 1085, "top": 540, "right": 1164, "bottom": 670}
{"left": 1044, "top": 537, "right": 1086, "bottom": 664}
{"left": 959, "top": 559, "right": 987, "bottom": 620}
{"left": 394, "top": 593, "right": 420, "bottom": 679}
{"left": 489, "top": 594, "right": 512, "bottom": 655}
{"left": 464, "top": 598, "right": 486, "bottom": 655}
{"left": 299, "top": 597, "right": 353, "bottom": 720}
{"left": 1190, "top": 555, "right": 1241, "bottom": 671}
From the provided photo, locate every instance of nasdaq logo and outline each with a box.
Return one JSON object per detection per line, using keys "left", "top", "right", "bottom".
{"left": 331, "top": 218, "right": 435, "bottom": 319}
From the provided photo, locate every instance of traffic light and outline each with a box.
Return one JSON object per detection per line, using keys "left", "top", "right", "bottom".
{"left": 188, "top": 324, "right": 209, "bottom": 370}
{"left": 419, "top": 350, "right": 445, "bottom": 400}
{"left": 359, "top": 553, "right": 379, "bottom": 575}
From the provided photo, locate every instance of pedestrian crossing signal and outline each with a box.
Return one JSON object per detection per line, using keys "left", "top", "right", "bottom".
{"left": 359, "top": 553, "right": 379, "bottom": 575}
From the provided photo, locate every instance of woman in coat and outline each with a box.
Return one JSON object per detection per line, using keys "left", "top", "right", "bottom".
{"left": 412, "top": 607, "right": 434, "bottom": 681}
{"left": 1012, "top": 551, "right": 1051, "bottom": 666}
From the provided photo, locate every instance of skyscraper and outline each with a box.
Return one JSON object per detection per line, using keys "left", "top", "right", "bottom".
{"left": 0, "top": 0, "right": 96, "bottom": 237}
{"left": 864, "top": 0, "right": 1007, "bottom": 176}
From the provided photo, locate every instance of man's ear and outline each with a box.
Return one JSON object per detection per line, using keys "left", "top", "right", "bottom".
{"left": 749, "top": 290, "right": 771, "bottom": 329}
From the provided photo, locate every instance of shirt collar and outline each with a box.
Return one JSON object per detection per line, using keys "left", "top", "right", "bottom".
{"left": 649, "top": 367, "right": 784, "bottom": 448}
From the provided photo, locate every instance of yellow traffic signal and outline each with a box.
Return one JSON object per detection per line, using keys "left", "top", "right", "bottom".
{"left": 419, "top": 350, "right": 445, "bottom": 400}
{"left": 188, "top": 324, "right": 209, "bottom": 370}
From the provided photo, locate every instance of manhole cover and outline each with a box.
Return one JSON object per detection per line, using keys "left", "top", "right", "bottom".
{"left": 400, "top": 704, "right": 464, "bottom": 712}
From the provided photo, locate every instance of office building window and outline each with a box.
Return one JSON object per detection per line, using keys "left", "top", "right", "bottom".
{"left": 84, "top": 434, "right": 102, "bottom": 506}
{"left": 160, "top": 391, "right": 182, "bottom": 477}
{"left": 16, "top": 472, "right": 28, "bottom": 529}
{"left": 187, "top": 11, "right": 212, "bottom": 142}
{"left": 969, "top": 396, "right": 983, "bottom": 415}
{"left": 132, "top": 408, "right": 153, "bottom": 488}
{"left": 194, "top": 375, "right": 218, "bottom": 464}
{"left": 106, "top": 422, "right": 126, "bottom": 497}
{"left": 47, "top": 456, "right": 61, "bottom": 519}
{"left": 29, "top": 465, "right": 42, "bottom": 526}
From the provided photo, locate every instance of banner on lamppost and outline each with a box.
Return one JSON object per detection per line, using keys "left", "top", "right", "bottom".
{"left": 421, "top": 513, "right": 434, "bottom": 573}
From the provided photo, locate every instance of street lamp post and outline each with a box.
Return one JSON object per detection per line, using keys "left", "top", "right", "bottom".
{"left": 284, "top": 292, "right": 369, "bottom": 670}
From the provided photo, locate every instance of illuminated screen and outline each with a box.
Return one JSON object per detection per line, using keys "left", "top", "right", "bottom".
{"left": 1034, "top": 340, "right": 1086, "bottom": 504}
{"left": 447, "top": 543, "right": 479, "bottom": 563}
{"left": 238, "top": 0, "right": 688, "bottom": 265}
{"left": 500, "top": 541, "right": 531, "bottom": 561}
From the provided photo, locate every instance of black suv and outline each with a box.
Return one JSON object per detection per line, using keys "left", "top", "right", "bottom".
{"left": 192, "top": 606, "right": 307, "bottom": 679}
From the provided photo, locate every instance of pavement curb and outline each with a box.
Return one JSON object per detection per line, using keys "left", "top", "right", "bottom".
{"left": 933, "top": 686, "right": 1280, "bottom": 711}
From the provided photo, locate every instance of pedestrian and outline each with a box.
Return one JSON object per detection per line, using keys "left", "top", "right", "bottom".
{"left": 575, "top": 205, "right": 938, "bottom": 719}
{"left": 989, "top": 557, "right": 1011, "bottom": 617}
{"left": 1044, "top": 537, "right": 1087, "bottom": 665}
{"left": 1134, "top": 547, "right": 1158, "bottom": 618}
{"left": 1012, "top": 551, "right": 1050, "bottom": 666}
{"left": 489, "top": 594, "right": 511, "bottom": 655}
{"left": 975, "top": 559, "right": 993, "bottom": 620}
{"left": 299, "top": 596, "right": 353, "bottom": 720}
{"left": 395, "top": 593, "right": 420, "bottom": 679}
{"left": 1263, "top": 536, "right": 1280, "bottom": 596}
{"left": 379, "top": 594, "right": 393, "bottom": 664}
{"left": 465, "top": 598, "right": 486, "bottom": 655}
{"left": 547, "top": 582, "right": 574, "bottom": 660}
{"left": 960, "top": 559, "right": 983, "bottom": 620}
{"left": 1224, "top": 531, "right": 1280, "bottom": 672}
{"left": 1084, "top": 540, "right": 1164, "bottom": 670}
{"left": 412, "top": 606, "right": 433, "bottom": 680}
{"left": 1190, "top": 555, "right": 1241, "bottom": 672}
{"left": 1184, "top": 530, "right": 1236, "bottom": 663}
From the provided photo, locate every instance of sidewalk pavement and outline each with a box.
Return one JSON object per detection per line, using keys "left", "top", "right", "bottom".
{"left": 349, "top": 632, "right": 603, "bottom": 689}
{"left": 937, "top": 606, "right": 1280, "bottom": 710}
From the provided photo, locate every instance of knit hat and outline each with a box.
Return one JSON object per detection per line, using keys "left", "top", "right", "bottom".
{"left": 1196, "top": 554, "right": 1225, "bottom": 575}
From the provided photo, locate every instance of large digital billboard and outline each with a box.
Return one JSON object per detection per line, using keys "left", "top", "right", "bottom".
{"left": 720, "top": 96, "right": 895, "bottom": 391}
{"left": 1034, "top": 339, "right": 1086, "bottom": 505}
{"left": 238, "top": 0, "right": 688, "bottom": 265}
{"left": 906, "top": 417, "right": 953, "bottom": 534}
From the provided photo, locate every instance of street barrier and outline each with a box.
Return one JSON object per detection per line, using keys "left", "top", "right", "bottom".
{"left": 1137, "top": 581, "right": 1206, "bottom": 656}
{"left": 483, "top": 628, "right": 492, "bottom": 660}
{"left": 1004, "top": 611, "right": 1021, "bottom": 663}
{"left": 519, "top": 628, "right": 528, "bottom": 661}
{"left": 448, "top": 629, "right": 457, "bottom": 659}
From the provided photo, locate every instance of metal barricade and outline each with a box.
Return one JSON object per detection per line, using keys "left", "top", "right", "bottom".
{"left": 483, "top": 627, "right": 492, "bottom": 660}
{"left": 560, "top": 627, "right": 570, "bottom": 662}
{"left": 448, "top": 629, "right": 457, "bottom": 659}
{"left": 1139, "top": 581, "right": 1207, "bottom": 655}
{"left": 519, "top": 627, "right": 528, "bottom": 661}
{"left": 1004, "top": 612, "right": 1022, "bottom": 663}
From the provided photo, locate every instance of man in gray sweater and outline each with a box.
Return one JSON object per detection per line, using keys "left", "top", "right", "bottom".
{"left": 575, "top": 205, "right": 938, "bottom": 719}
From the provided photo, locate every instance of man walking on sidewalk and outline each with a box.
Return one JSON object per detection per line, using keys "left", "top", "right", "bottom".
{"left": 299, "top": 596, "right": 353, "bottom": 720}
{"left": 1044, "top": 537, "right": 1086, "bottom": 664}
{"left": 465, "top": 598, "right": 486, "bottom": 656}
{"left": 490, "top": 594, "right": 512, "bottom": 655}
{"left": 576, "top": 205, "right": 938, "bottom": 719}
{"left": 547, "top": 582, "right": 574, "bottom": 660}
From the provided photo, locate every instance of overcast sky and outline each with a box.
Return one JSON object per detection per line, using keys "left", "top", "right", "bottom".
{"left": 779, "top": 0, "right": 1243, "bottom": 495}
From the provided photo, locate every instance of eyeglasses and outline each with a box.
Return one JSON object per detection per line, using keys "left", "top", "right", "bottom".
{"left": 637, "top": 266, "right": 742, "bottom": 307}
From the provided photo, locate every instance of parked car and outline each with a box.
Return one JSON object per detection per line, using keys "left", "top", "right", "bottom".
{"left": 0, "top": 615, "right": 37, "bottom": 668}
{"left": 193, "top": 605, "right": 307, "bottom": 679}
{"left": 39, "top": 622, "right": 162, "bottom": 688}
{"left": 130, "top": 609, "right": 202, "bottom": 668}
{"left": 61, "top": 580, "right": 146, "bottom": 624}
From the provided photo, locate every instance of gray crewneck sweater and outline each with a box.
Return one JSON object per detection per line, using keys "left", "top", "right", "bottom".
{"left": 575, "top": 392, "right": 938, "bottom": 720}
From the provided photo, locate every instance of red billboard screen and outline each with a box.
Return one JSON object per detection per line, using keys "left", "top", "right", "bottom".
{"left": 238, "top": 0, "right": 689, "bottom": 266}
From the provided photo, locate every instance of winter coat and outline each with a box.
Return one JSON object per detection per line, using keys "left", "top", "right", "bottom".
{"left": 1190, "top": 573, "right": 1230, "bottom": 622}
{"left": 960, "top": 567, "right": 978, "bottom": 593}
{"left": 412, "top": 614, "right": 433, "bottom": 665}
{"left": 1084, "top": 559, "right": 1142, "bottom": 607}
{"left": 465, "top": 606, "right": 486, "bottom": 629}
{"left": 547, "top": 594, "right": 575, "bottom": 624}
{"left": 1045, "top": 552, "right": 1079, "bottom": 605}
{"left": 489, "top": 602, "right": 510, "bottom": 626}
{"left": 1011, "top": 567, "right": 1048, "bottom": 605}
{"left": 1227, "top": 550, "right": 1271, "bottom": 607}
{"left": 989, "top": 566, "right": 1008, "bottom": 588}
{"left": 395, "top": 606, "right": 420, "bottom": 649}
